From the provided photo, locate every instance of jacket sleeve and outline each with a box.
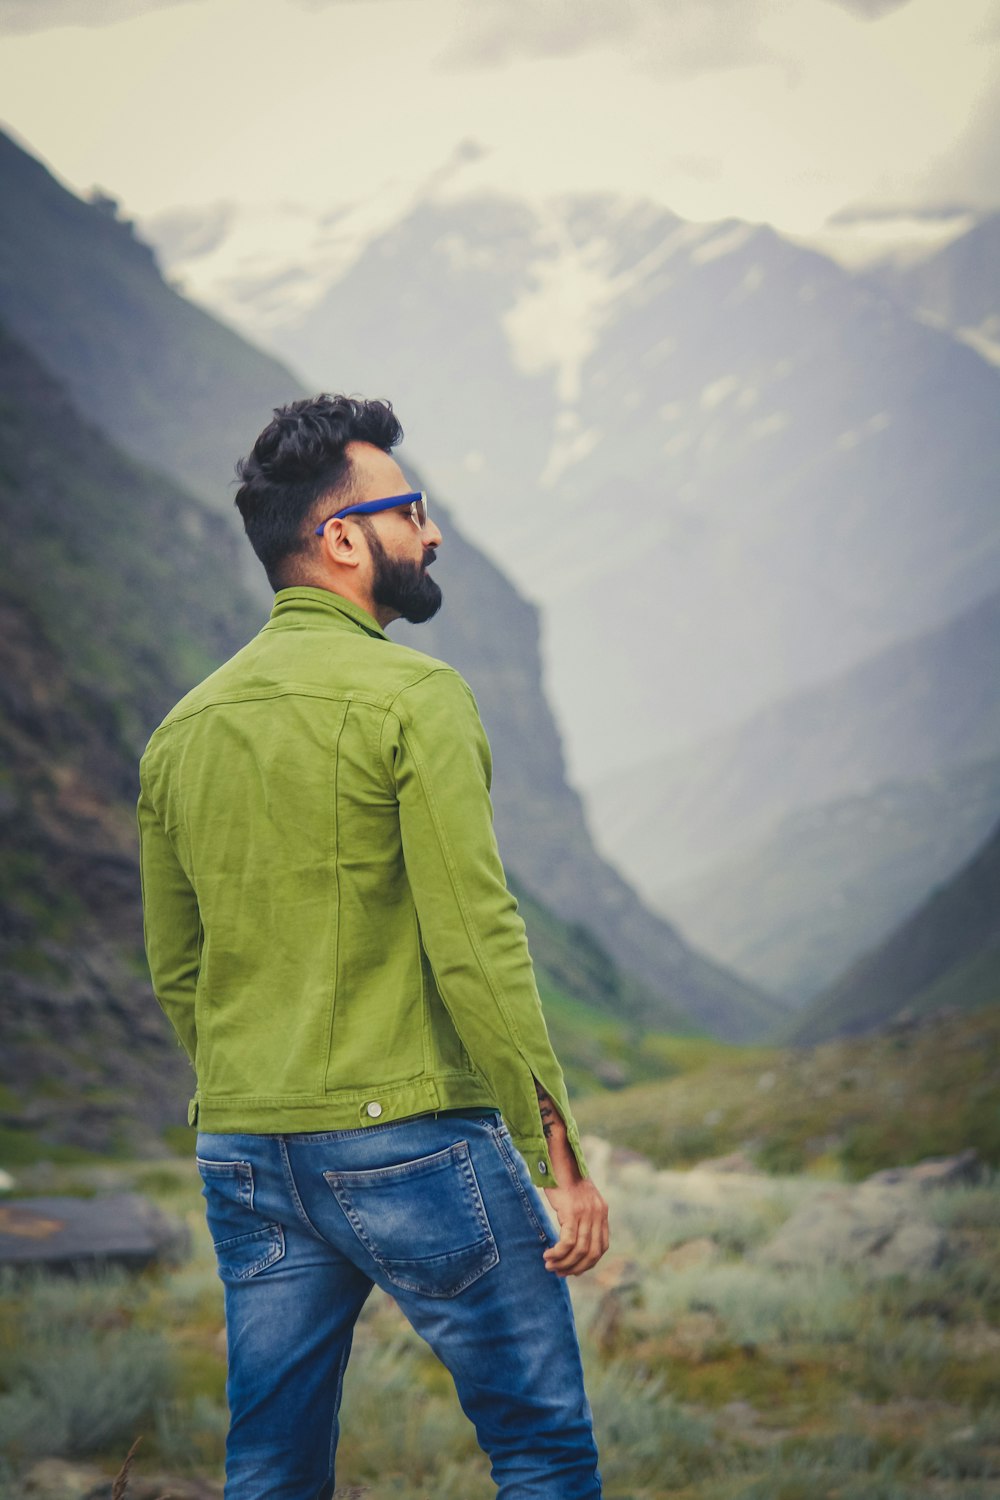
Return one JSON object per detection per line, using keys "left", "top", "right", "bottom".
{"left": 137, "top": 758, "right": 201, "bottom": 1071}
{"left": 384, "top": 667, "right": 587, "bottom": 1188}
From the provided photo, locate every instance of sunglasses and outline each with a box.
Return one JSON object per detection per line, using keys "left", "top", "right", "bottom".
{"left": 314, "top": 491, "right": 428, "bottom": 535}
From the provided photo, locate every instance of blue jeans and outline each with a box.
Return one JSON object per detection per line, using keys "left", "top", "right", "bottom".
{"left": 195, "top": 1110, "right": 602, "bottom": 1499}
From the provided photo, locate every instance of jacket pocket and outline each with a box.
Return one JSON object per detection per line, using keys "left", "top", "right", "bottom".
{"left": 323, "top": 1140, "right": 498, "bottom": 1298}
{"left": 196, "top": 1157, "right": 285, "bottom": 1282}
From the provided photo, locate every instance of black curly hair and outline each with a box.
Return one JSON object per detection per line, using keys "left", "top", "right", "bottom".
{"left": 234, "top": 394, "right": 404, "bottom": 591}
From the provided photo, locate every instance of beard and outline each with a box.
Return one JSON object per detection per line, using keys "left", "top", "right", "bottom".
{"left": 362, "top": 520, "right": 443, "bottom": 624}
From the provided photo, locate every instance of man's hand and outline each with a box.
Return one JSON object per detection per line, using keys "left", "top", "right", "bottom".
{"left": 543, "top": 1175, "right": 610, "bottom": 1277}
{"left": 534, "top": 1079, "right": 610, "bottom": 1277}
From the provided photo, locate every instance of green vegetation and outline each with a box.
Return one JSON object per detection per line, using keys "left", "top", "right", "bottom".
{"left": 0, "top": 1151, "right": 997, "bottom": 1498}
{"left": 0, "top": 324, "right": 266, "bottom": 759}
{"left": 574, "top": 1005, "right": 1000, "bottom": 1178}
{"left": 0, "top": 127, "right": 303, "bottom": 512}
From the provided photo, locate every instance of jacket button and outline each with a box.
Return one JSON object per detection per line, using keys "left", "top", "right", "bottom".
{"left": 366, "top": 1101, "right": 383, "bottom": 1118}
{"left": 538, "top": 1159, "right": 548, "bottom": 1174}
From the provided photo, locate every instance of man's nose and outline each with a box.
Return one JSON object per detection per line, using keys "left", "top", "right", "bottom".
{"left": 424, "top": 519, "right": 443, "bottom": 547}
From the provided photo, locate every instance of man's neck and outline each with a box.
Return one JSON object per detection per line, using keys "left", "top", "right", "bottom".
{"left": 295, "top": 576, "right": 399, "bottom": 630}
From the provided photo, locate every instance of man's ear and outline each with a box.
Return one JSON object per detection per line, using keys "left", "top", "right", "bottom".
{"left": 318, "top": 518, "right": 362, "bottom": 570}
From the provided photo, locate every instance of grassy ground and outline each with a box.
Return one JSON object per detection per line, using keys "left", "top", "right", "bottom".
{"left": 1, "top": 1143, "right": 998, "bottom": 1499}
{"left": 573, "top": 1005, "right": 1000, "bottom": 1178}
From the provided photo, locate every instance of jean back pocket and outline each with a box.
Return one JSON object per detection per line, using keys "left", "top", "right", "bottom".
{"left": 196, "top": 1157, "right": 285, "bottom": 1282}
{"left": 323, "top": 1139, "right": 498, "bottom": 1298}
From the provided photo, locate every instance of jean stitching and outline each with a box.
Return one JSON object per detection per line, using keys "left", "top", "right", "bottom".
{"left": 196, "top": 1157, "right": 254, "bottom": 1210}
{"left": 232, "top": 1225, "right": 285, "bottom": 1280}
{"left": 322, "top": 1141, "right": 499, "bottom": 1297}
{"left": 490, "top": 1127, "right": 550, "bottom": 1244}
{"left": 458, "top": 1147, "right": 492, "bottom": 1239}
{"left": 277, "top": 1135, "right": 328, "bottom": 1244}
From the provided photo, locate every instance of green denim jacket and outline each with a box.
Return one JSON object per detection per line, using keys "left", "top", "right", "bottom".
{"left": 137, "top": 586, "right": 586, "bottom": 1187}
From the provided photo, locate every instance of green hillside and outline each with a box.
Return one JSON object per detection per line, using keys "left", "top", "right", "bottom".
{"left": 0, "top": 127, "right": 303, "bottom": 514}
{"left": 574, "top": 1004, "right": 1000, "bottom": 1179}
{"left": 0, "top": 322, "right": 266, "bottom": 750}
{"left": 790, "top": 814, "right": 1000, "bottom": 1044}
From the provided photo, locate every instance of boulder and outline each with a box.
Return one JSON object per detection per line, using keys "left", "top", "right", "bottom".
{"left": 0, "top": 1192, "right": 188, "bottom": 1271}
{"left": 756, "top": 1184, "right": 947, "bottom": 1277}
{"left": 864, "top": 1148, "right": 982, "bottom": 1191}
{"left": 662, "top": 1236, "right": 721, "bottom": 1272}
{"left": 692, "top": 1151, "right": 762, "bottom": 1175}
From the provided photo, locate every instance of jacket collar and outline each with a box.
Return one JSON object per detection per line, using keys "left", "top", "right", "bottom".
{"left": 267, "top": 586, "right": 389, "bottom": 641}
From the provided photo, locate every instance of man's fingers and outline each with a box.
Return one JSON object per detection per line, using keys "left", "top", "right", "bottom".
{"left": 541, "top": 1183, "right": 611, "bottom": 1276}
{"left": 567, "top": 1215, "right": 605, "bottom": 1276}
{"left": 543, "top": 1215, "right": 580, "bottom": 1266}
{"left": 545, "top": 1212, "right": 602, "bottom": 1275}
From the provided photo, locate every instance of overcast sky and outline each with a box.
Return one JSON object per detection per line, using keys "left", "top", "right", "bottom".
{"left": 0, "top": 0, "right": 998, "bottom": 263}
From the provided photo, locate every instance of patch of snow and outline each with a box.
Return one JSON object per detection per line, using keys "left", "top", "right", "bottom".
{"left": 538, "top": 409, "right": 602, "bottom": 489}
{"left": 663, "top": 431, "right": 694, "bottom": 458}
{"left": 699, "top": 375, "right": 741, "bottom": 411}
{"left": 739, "top": 264, "right": 765, "bottom": 294}
{"left": 956, "top": 321, "right": 1000, "bottom": 369}
{"left": 837, "top": 411, "right": 892, "bottom": 450}
{"left": 501, "top": 212, "right": 621, "bottom": 404}
{"left": 434, "top": 232, "right": 507, "bottom": 274}
{"left": 501, "top": 205, "right": 729, "bottom": 407}
{"left": 797, "top": 284, "right": 817, "bottom": 302}
{"left": 463, "top": 450, "right": 485, "bottom": 473}
{"left": 141, "top": 187, "right": 417, "bottom": 332}
{"left": 749, "top": 411, "right": 789, "bottom": 440}
{"left": 659, "top": 401, "right": 683, "bottom": 421}
{"left": 785, "top": 210, "right": 978, "bottom": 273}
{"left": 735, "top": 385, "right": 759, "bottom": 410}
{"left": 641, "top": 335, "right": 677, "bottom": 367}
{"left": 690, "top": 223, "right": 755, "bottom": 266}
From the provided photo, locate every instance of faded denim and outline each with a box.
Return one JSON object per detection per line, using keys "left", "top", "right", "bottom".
{"left": 196, "top": 1110, "right": 602, "bottom": 1500}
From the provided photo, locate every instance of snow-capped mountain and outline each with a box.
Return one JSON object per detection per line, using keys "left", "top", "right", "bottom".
{"left": 147, "top": 188, "right": 1000, "bottom": 793}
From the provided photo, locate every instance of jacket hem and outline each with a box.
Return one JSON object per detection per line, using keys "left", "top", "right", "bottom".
{"left": 188, "top": 1075, "right": 497, "bottom": 1134}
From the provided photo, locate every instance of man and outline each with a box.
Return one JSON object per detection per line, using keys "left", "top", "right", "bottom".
{"left": 137, "top": 394, "right": 608, "bottom": 1499}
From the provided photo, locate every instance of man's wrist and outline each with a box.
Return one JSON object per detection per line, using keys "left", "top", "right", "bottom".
{"left": 533, "top": 1076, "right": 583, "bottom": 1186}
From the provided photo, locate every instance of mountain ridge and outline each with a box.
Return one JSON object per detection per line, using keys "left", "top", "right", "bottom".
{"left": 0, "top": 126, "right": 783, "bottom": 1041}
{"left": 147, "top": 186, "right": 1000, "bottom": 787}
{"left": 788, "top": 814, "right": 1000, "bottom": 1045}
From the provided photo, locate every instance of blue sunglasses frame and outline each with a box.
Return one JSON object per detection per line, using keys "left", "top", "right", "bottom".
{"left": 314, "top": 491, "right": 427, "bottom": 535}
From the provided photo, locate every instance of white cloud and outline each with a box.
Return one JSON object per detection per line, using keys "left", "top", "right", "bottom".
{"left": 0, "top": 0, "right": 202, "bottom": 34}
{"left": 825, "top": 0, "right": 915, "bottom": 14}
{"left": 439, "top": 0, "right": 774, "bottom": 76}
{"left": 0, "top": 0, "right": 995, "bottom": 260}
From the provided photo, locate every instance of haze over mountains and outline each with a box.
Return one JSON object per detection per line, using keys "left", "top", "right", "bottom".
{"left": 789, "top": 810, "right": 1000, "bottom": 1046}
{"left": 0, "top": 116, "right": 995, "bottom": 1112}
{"left": 865, "top": 209, "right": 1000, "bottom": 370}
{"left": 148, "top": 188, "right": 1000, "bottom": 782}
{"left": 148, "top": 180, "right": 1000, "bottom": 1013}
{"left": 0, "top": 123, "right": 781, "bottom": 1106}
{"left": 591, "top": 583, "right": 1000, "bottom": 1000}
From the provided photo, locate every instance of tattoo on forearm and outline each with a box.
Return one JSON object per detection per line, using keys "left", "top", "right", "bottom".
{"left": 534, "top": 1078, "right": 558, "bottom": 1140}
